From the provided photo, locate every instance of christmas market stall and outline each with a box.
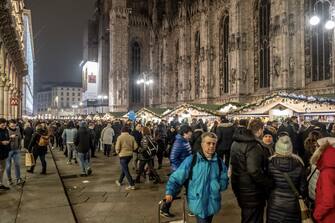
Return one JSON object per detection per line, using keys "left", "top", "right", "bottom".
{"left": 135, "top": 107, "right": 170, "bottom": 122}
{"left": 230, "top": 92, "right": 335, "bottom": 122}
{"left": 162, "top": 103, "right": 221, "bottom": 123}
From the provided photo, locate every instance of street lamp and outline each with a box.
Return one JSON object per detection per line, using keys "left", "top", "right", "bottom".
{"left": 309, "top": 0, "right": 335, "bottom": 30}
{"left": 136, "top": 72, "right": 153, "bottom": 108}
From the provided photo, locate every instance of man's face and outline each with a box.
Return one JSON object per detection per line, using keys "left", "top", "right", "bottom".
{"left": 0, "top": 122, "right": 6, "bottom": 129}
{"left": 183, "top": 131, "right": 192, "bottom": 141}
{"left": 9, "top": 123, "right": 16, "bottom": 129}
{"left": 201, "top": 136, "right": 217, "bottom": 157}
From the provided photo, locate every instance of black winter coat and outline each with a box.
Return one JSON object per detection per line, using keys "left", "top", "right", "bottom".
{"left": 267, "top": 156, "right": 306, "bottom": 223}
{"left": 75, "top": 127, "right": 93, "bottom": 153}
{"left": 230, "top": 127, "right": 273, "bottom": 208}
{"left": 0, "top": 128, "right": 10, "bottom": 160}
{"left": 215, "top": 123, "right": 235, "bottom": 155}
{"left": 28, "top": 128, "right": 49, "bottom": 154}
{"left": 23, "top": 127, "right": 34, "bottom": 149}
{"left": 190, "top": 129, "right": 203, "bottom": 154}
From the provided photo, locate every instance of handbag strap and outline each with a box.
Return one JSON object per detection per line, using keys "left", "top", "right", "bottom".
{"left": 281, "top": 171, "right": 301, "bottom": 198}
{"left": 307, "top": 166, "right": 318, "bottom": 183}
{"left": 147, "top": 136, "right": 158, "bottom": 150}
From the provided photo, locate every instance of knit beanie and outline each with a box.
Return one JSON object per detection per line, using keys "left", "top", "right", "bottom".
{"left": 275, "top": 135, "right": 293, "bottom": 156}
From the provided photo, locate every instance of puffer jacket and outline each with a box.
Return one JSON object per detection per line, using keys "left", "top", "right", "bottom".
{"left": 170, "top": 134, "right": 192, "bottom": 172}
{"left": 230, "top": 127, "right": 273, "bottom": 208}
{"left": 312, "top": 139, "right": 335, "bottom": 223}
{"left": 166, "top": 152, "right": 229, "bottom": 218}
{"left": 267, "top": 155, "right": 306, "bottom": 223}
{"left": 101, "top": 126, "right": 114, "bottom": 145}
{"left": 215, "top": 123, "right": 235, "bottom": 155}
{"left": 62, "top": 128, "right": 77, "bottom": 144}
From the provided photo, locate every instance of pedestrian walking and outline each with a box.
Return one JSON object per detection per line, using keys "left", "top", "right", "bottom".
{"left": 164, "top": 132, "right": 229, "bottom": 223}
{"left": 62, "top": 121, "right": 78, "bottom": 165}
{"left": 311, "top": 137, "right": 335, "bottom": 223}
{"left": 230, "top": 119, "right": 273, "bottom": 223}
{"left": 115, "top": 126, "right": 138, "bottom": 190}
{"left": 215, "top": 115, "right": 235, "bottom": 166}
{"left": 0, "top": 118, "right": 10, "bottom": 190}
{"left": 6, "top": 120, "right": 25, "bottom": 185}
{"left": 74, "top": 122, "right": 93, "bottom": 177}
{"left": 27, "top": 124, "right": 49, "bottom": 174}
{"left": 101, "top": 123, "right": 115, "bottom": 157}
{"left": 267, "top": 135, "right": 307, "bottom": 223}
{"left": 160, "top": 125, "right": 193, "bottom": 217}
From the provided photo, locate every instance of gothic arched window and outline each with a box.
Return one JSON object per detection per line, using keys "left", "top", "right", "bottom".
{"left": 195, "top": 31, "right": 200, "bottom": 98}
{"left": 259, "top": 0, "right": 270, "bottom": 88}
{"left": 309, "top": 0, "right": 332, "bottom": 81}
{"left": 130, "top": 42, "right": 141, "bottom": 104}
{"left": 219, "top": 15, "right": 229, "bottom": 95}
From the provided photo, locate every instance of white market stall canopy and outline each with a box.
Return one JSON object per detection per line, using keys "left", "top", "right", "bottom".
{"left": 162, "top": 103, "right": 221, "bottom": 120}
{"left": 135, "top": 107, "right": 170, "bottom": 120}
{"left": 232, "top": 92, "right": 335, "bottom": 117}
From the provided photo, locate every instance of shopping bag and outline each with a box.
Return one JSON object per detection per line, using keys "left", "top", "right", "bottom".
{"left": 25, "top": 153, "right": 35, "bottom": 167}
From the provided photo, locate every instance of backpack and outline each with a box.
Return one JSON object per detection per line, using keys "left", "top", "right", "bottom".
{"left": 188, "top": 153, "right": 223, "bottom": 181}
{"left": 141, "top": 137, "right": 158, "bottom": 159}
{"left": 38, "top": 135, "right": 49, "bottom": 147}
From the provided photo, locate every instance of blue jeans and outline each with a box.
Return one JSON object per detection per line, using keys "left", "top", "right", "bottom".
{"left": 196, "top": 215, "right": 213, "bottom": 223}
{"left": 6, "top": 150, "right": 21, "bottom": 180}
{"left": 78, "top": 152, "right": 91, "bottom": 174}
{"left": 119, "top": 156, "right": 134, "bottom": 186}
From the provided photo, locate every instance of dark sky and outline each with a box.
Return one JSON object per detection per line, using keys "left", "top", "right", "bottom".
{"left": 25, "top": 0, "right": 96, "bottom": 90}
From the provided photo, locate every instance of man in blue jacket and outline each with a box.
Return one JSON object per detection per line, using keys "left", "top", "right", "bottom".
{"left": 164, "top": 132, "right": 229, "bottom": 223}
{"left": 160, "top": 125, "right": 193, "bottom": 217}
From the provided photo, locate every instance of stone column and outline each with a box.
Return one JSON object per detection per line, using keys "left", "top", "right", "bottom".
{"left": 0, "top": 77, "right": 4, "bottom": 118}
{"left": 3, "top": 84, "right": 9, "bottom": 120}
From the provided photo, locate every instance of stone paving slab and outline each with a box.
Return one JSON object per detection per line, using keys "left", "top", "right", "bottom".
{"left": 53, "top": 149, "right": 241, "bottom": 223}
{"left": 0, "top": 150, "right": 76, "bottom": 223}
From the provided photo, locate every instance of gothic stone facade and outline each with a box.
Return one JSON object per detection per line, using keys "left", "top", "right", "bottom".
{"left": 0, "top": 0, "right": 26, "bottom": 119}
{"left": 103, "top": 0, "right": 335, "bottom": 111}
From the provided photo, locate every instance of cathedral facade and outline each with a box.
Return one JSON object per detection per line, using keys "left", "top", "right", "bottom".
{"left": 92, "top": 0, "right": 335, "bottom": 112}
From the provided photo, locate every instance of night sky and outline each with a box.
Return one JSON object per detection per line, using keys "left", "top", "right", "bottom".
{"left": 25, "top": 0, "right": 96, "bottom": 91}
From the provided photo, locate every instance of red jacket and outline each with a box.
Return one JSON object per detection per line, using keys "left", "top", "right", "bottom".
{"left": 314, "top": 145, "right": 335, "bottom": 223}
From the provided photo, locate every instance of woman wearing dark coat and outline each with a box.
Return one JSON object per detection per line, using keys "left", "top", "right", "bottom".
{"left": 189, "top": 124, "right": 203, "bottom": 154}
{"left": 23, "top": 122, "right": 34, "bottom": 150}
{"left": 267, "top": 136, "right": 307, "bottom": 223}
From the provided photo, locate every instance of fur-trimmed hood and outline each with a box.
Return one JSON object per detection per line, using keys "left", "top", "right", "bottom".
{"left": 310, "top": 137, "right": 335, "bottom": 166}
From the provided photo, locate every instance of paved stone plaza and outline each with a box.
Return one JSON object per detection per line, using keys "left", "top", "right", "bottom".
{"left": 1, "top": 149, "right": 240, "bottom": 223}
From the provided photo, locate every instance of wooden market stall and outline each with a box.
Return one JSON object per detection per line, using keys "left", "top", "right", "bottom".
{"left": 230, "top": 93, "right": 335, "bottom": 122}
{"left": 135, "top": 107, "right": 170, "bottom": 122}
{"left": 162, "top": 103, "right": 221, "bottom": 123}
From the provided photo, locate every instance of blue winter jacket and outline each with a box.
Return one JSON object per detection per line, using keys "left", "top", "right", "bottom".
{"left": 166, "top": 152, "right": 229, "bottom": 218}
{"left": 170, "top": 134, "right": 192, "bottom": 172}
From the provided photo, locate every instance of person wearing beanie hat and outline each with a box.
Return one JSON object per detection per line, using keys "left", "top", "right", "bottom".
{"left": 275, "top": 135, "right": 293, "bottom": 156}
{"left": 262, "top": 128, "right": 275, "bottom": 155}
{"left": 267, "top": 135, "right": 306, "bottom": 223}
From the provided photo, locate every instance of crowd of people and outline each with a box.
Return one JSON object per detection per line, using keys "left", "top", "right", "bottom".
{"left": 0, "top": 115, "right": 335, "bottom": 223}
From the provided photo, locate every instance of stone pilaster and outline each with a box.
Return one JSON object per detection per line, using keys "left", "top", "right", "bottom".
{"left": 109, "top": 4, "right": 130, "bottom": 112}
{"left": 3, "top": 83, "right": 9, "bottom": 120}
{"left": 0, "top": 75, "right": 5, "bottom": 118}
